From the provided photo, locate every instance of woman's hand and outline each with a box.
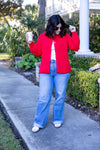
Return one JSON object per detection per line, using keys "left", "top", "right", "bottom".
{"left": 69, "top": 25, "right": 76, "bottom": 32}
{"left": 25, "top": 32, "right": 34, "bottom": 44}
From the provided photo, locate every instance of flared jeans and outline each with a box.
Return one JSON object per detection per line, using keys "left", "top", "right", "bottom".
{"left": 33, "top": 60, "right": 70, "bottom": 128}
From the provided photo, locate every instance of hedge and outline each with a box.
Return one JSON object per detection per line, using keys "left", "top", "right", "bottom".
{"left": 67, "top": 56, "right": 100, "bottom": 108}
{"left": 67, "top": 69, "right": 100, "bottom": 107}
{"left": 69, "top": 56, "right": 100, "bottom": 71}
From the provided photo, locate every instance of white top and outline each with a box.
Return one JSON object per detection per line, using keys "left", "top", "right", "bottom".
{"left": 51, "top": 41, "right": 56, "bottom": 60}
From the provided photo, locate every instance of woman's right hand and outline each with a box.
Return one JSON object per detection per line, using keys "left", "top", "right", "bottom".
{"left": 25, "top": 32, "right": 34, "bottom": 44}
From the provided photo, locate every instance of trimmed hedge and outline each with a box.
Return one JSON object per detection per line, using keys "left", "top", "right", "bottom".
{"left": 69, "top": 56, "right": 100, "bottom": 71}
{"left": 67, "top": 56, "right": 100, "bottom": 108}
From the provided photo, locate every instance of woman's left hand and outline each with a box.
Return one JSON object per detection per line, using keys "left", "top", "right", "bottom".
{"left": 69, "top": 25, "right": 76, "bottom": 32}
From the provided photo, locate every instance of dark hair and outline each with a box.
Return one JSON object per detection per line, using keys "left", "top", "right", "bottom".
{"left": 45, "top": 15, "right": 69, "bottom": 38}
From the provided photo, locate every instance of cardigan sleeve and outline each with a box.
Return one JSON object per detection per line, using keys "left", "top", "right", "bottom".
{"left": 29, "top": 34, "right": 42, "bottom": 57}
{"left": 66, "top": 31, "right": 80, "bottom": 51}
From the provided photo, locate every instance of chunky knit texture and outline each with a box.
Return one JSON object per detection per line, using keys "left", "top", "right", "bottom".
{"left": 29, "top": 31, "right": 80, "bottom": 74}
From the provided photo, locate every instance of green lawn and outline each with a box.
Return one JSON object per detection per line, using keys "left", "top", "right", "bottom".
{"left": 0, "top": 111, "right": 24, "bottom": 150}
{"left": 0, "top": 53, "right": 10, "bottom": 60}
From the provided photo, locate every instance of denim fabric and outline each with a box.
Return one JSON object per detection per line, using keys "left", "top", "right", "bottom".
{"left": 33, "top": 60, "right": 70, "bottom": 128}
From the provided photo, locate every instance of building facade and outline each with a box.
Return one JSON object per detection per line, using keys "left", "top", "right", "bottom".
{"left": 45, "top": 0, "right": 100, "bottom": 19}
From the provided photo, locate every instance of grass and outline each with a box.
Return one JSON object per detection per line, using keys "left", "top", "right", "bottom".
{"left": 0, "top": 110, "right": 24, "bottom": 150}
{"left": 0, "top": 53, "right": 25, "bottom": 150}
{"left": 0, "top": 53, "right": 10, "bottom": 60}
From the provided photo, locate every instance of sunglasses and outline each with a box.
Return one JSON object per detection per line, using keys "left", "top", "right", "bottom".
{"left": 55, "top": 26, "right": 62, "bottom": 30}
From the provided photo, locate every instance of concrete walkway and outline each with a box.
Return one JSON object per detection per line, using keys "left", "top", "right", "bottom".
{"left": 0, "top": 62, "right": 100, "bottom": 150}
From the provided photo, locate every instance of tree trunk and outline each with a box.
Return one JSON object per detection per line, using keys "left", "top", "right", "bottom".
{"left": 38, "top": 0, "right": 46, "bottom": 17}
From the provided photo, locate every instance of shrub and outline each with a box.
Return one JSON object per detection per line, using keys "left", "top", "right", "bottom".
{"left": 67, "top": 69, "right": 100, "bottom": 107}
{"left": 67, "top": 55, "right": 100, "bottom": 108}
{"left": 0, "top": 24, "right": 8, "bottom": 53}
{"left": 7, "top": 27, "right": 29, "bottom": 59}
{"left": 16, "top": 53, "right": 41, "bottom": 70}
{"left": 1, "top": 18, "right": 29, "bottom": 59}
{"left": 89, "top": 13, "right": 100, "bottom": 53}
{"left": 69, "top": 56, "right": 100, "bottom": 71}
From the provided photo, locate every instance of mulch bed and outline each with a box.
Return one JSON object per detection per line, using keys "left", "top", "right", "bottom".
{"left": 1, "top": 60, "right": 100, "bottom": 125}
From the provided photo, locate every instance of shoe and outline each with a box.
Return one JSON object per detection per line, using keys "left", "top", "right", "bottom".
{"left": 32, "top": 126, "right": 39, "bottom": 132}
{"left": 54, "top": 123, "right": 61, "bottom": 128}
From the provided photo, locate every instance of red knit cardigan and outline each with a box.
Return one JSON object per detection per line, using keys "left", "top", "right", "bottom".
{"left": 29, "top": 31, "right": 80, "bottom": 74}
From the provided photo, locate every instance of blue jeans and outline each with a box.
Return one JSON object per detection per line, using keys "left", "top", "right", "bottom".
{"left": 34, "top": 60, "right": 70, "bottom": 128}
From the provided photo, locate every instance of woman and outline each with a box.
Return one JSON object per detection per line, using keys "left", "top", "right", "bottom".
{"left": 26, "top": 14, "right": 80, "bottom": 132}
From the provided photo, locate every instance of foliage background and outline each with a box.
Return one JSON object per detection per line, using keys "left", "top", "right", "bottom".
{"left": 0, "top": 0, "right": 24, "bottom": 17}
{"left": 65, "top": 12, "right": 100, "bottom": 53}
{"left": 0, "top": 3, "right": 45, "bottom": 61}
